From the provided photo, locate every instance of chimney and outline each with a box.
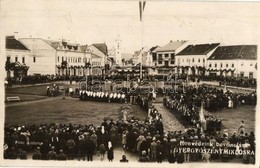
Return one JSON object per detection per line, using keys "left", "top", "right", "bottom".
{"left": 14, "top": 32, "right": 19, "bottom": 40}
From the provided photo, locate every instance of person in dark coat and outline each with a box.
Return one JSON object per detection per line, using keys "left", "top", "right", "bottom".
{"left": 56, "top": 150, "right": 67, "bottom": 160}
{"left": 77, "top": 134, "right": 86, "bottom": 161}
{"left": 120, "top": 155, "right": 129, "bottom": 162}
{"left": 85, "top": 136, "right": 95, "bottom": 161}
{"left": 32, "top": 147, "right": 42, "bottom": 160}
{"left": 99, "top": 143, "right": 106, "bottom": 161}
{"left": 47, "top": 146, "right": 57, "bottom": 160}
{"left": 156, "top": 140, "right": 164, "bottom": 163}
{"left": 41, "top": 139, "right": 50, "bottom": 160}
{"left": 18, "top": 148, "right": 27, "bottom": 160}
{"left": 139, "top": 150, "right": 150, "bottom": 162}
{"left": 107, "top": 141, "right": 114, "bottom": 162}
{"left": 7, "top": 147, "right": 18, "bottom": 159}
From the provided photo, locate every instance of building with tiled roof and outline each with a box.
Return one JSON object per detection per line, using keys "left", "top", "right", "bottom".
{"left": 5, "top": 36, "right": 30, "bottom": 78}
{"left": 175, "top": 43, "right": 220, "bottom": 75}
{"left": 154, "top": 40, "right": 188, "bottom": 74}
{"left": 19, "top": 38, "right": 92, "bottom": 76}
{"left": 87, "top": 43, "right": 111, "bottom": 75}
{"left": 207, "top": 45, "right": 257, "bottom": 78}
{"left": 93, "top": 43, "right": 108, "bottom": 55}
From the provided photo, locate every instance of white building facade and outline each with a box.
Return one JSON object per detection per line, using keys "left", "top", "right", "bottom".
{"left": 207, "top": 45, "right": 257, "bottom": 78}
{"left": 175, "top": 43, "right": 220, "bottom": 75}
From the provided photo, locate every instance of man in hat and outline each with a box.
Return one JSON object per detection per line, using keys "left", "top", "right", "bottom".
{"left": 47, "top": 146, "right": 57, "bottom": 160}
{"left": 32, "top": 147, "right": 42, "bottom": 160}
{"left": 56, "top": 149, "right": 67, "bottom": 160}
{"left": 150, "top": 138, "right": 157, "bottom": 162}
{"left": 156, "top": 140, "right": 164, "bottom": 163}
{"left": 139, "top": 150, "right": 150, "bottom": 162}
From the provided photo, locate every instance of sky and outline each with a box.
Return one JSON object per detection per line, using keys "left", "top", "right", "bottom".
{"left": 1, "top": 0, "right": 260, "bottom": 53}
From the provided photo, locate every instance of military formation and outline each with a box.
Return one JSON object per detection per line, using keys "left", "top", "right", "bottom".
{"left": 79, "top": 90, "right": 126, "bottom": 103}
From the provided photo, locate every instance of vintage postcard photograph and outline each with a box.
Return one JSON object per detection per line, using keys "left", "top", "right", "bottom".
{"left": 0, "top": 0, "right": 259, "bottom": 167}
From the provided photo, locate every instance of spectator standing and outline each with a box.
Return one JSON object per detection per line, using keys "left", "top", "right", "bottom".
{"left": 107, "top": 141, "right": 114, "bottom": 162}
{"left": 99, "top": 143, "right": 106, "bottom": 161}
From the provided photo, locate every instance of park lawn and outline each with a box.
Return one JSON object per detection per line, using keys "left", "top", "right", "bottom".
{"left": 5, "top": 85, "right": 51, "bottom": 96}
{"left": 5, "top": 93, "right": 47, "bottom": 102}
{"left": 5, "top": 98, "right": 147, "bottom": 126}
{"left": 208, "top": 105, "right": 255, "bottom": 134}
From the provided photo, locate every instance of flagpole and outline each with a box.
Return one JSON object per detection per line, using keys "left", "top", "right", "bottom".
{"left": 140, "top": 1, "right": 143, "bottom": 80}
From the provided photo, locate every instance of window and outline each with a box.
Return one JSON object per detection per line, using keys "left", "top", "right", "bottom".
{"left": 158, "top": 61, "right": 162, "bottom": 64}
{"left": 232, "top": 63, "right": 234, "bottom": 68}
{"left": 78, "top": 57, "right": 81, "bottom": 63}
{"left": 170, "top": 54, "right": 175, "bottom": 60}
{"left": 164, "top": 61, "right": 169, "bottom": 66}
{"left": 164, "top": 54, "right": 169, "bottom": 58}
{"left": 58, "top": 56, "right": 59, "bottom": 62}
{"left": 15, "top": 57, "right": 18, "bottom": 62}
{"left": 203, "top": 58, "right": 205, "bottom": 63}
{"left": 226, "top": 63, "right": 228, "bottom": 68}
{"left": 7, "top": 56, "right": 10, "bottom": 61}
{"left": 152, "top": 53, "right": 157, "bottom": 61}
{"left": 209, "top": 63, "right": 212, "bottom": 68}
{"left": 250, "top": 63, "right": 253, "bottom": 66}
{"left": 158, "top": 54, "right": 163, "bottom": 60}
{"left": 33, "top": 57, "right": 36, "bottom": 63}
{"left": 215, "top": 63, "right": 217, "bottom": 68}
{"left": 62, "top": 57, "right": 64, "bottom": 61}
{"left": 171, "top": 60, "right": 175, "bottom": 64}
{"left": 198, "top": 58, "right": 200, "bottom": 63}
{"left": 220, "top": 63, "right": 223, "bottom": 68}
{"left": 22, "top": 57, "right": 25, "bottom": 63}
{"left": 241, "top": 63, "right": 244, "bottom": 66}
{"left": 192, "top": 58, "right": 194, "bottom": 63}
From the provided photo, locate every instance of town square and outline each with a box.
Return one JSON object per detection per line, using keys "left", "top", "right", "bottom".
{"left": 1, "top": 0, "right": 259, "bottom": 167}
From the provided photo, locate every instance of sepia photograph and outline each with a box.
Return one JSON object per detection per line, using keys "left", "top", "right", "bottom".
{"left": 0, "top": 0, "right": 259, "bottom": 167}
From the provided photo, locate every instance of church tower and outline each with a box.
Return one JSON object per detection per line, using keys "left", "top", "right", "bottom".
{"left": 115, "top": 34, "right": 122, "bottom": 65}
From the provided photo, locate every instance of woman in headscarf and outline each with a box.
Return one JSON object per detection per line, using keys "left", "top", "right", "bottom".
{"left": 107, "top": 141, "right": 114, "bottom": 162}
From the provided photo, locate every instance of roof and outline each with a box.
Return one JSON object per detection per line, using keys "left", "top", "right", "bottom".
{"left": 6, "top": 36, "right": 29, "bottom": 50}
{"left": 156, "top": 40, "right": 187, "bottom": 52}
{"left": 150, "top": 46, "right": 159, "bottom": 52}
{"left": 208, "top": 45, "right": 257, "bottom": 60}
{"left": 93, "top": 43, "right": 108, "bottom": 55}
{"left": 44, "top": 40, "right": 87, "bottom": 52}
{"left": 177, "top": 43, "right": 220, "bottom": 55}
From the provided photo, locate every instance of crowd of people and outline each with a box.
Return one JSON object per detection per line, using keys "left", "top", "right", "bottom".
{"left": 165, "top": 84, "right": 256, "bottom": 112}
{"left": 4, "top": 75, "right": 256, "bottom": 164}
{"left": 4, "top": 97, "right": 255, "bottom": 164}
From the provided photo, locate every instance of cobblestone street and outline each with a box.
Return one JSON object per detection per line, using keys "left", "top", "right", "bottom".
{"left": 153, "top": 103, "right": 185, "bottom": 132}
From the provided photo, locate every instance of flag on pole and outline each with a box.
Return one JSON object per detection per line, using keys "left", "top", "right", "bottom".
{"left": 139, "top": 1, "right": 146, "bottom": 22}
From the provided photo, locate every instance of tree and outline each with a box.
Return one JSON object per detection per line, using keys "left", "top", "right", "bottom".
{"left": 5, "top": 59, "right": 15, "bottom": 78}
